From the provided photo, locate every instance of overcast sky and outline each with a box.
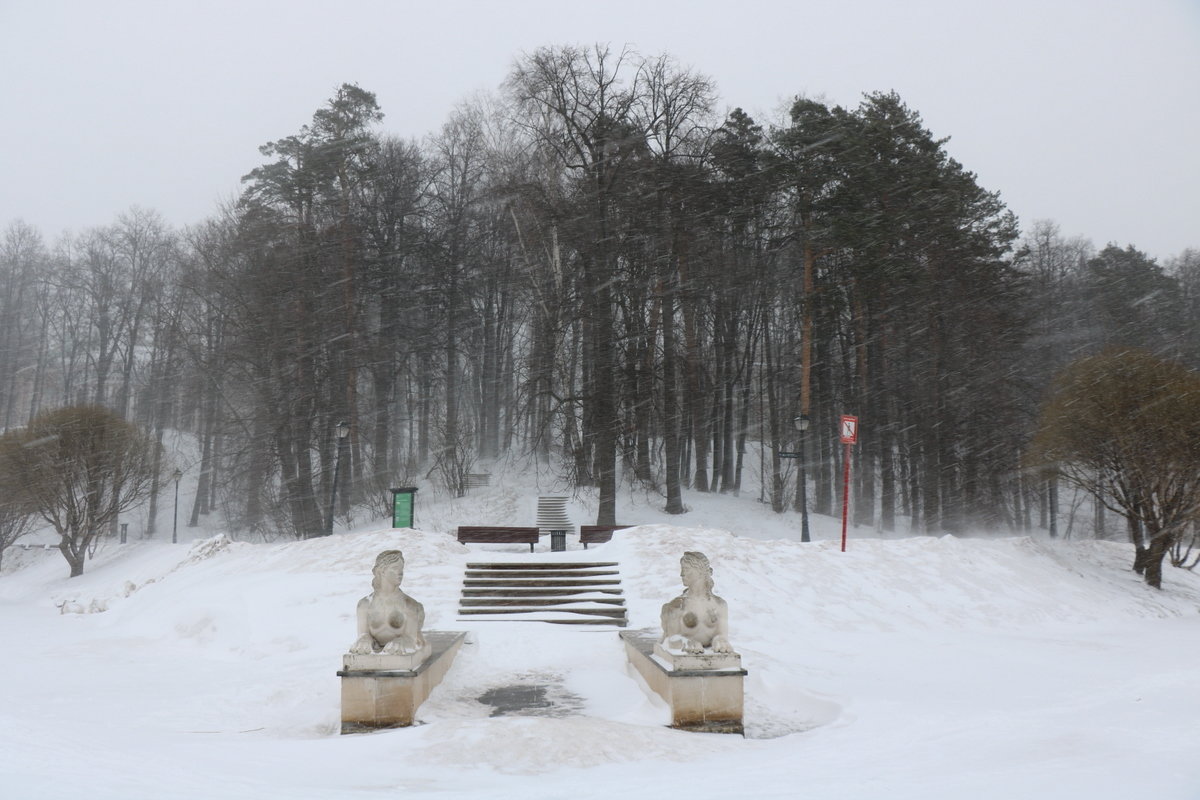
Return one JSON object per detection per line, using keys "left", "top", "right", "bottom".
{"left": 2, "top": 0, "right": 1197, "bottom": 260}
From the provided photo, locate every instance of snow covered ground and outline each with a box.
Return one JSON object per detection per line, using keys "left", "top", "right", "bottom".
{"left": 3, "top": 470, "right": 1200, "bottom": 799}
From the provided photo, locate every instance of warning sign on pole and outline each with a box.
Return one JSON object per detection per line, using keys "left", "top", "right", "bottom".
{"left": 839, "top": 415, "right": 859, "bottom": 552}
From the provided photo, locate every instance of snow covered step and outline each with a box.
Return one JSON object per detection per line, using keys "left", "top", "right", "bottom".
{"left": 460, "top": 606, "right": 626, "bottom": 617}
{"left": 458, "top": 560, "right": 628, "bottom": 627}
{"left": 464, "top": 579, "right": 622, "bottom": 588}
{"left": 466, "top": 569, "right": 618, "bottom": 579}
{"left": 456, "top": 618, "right": 628, "bottom": 628}
{"left": 462, "top": 588, "right": 624, "bottom": 597}
{"left": 466, "top": 562, "right": 619, "bottom": 570}
{"left": 459, "top": 597, "right": 626, "bottom": 607}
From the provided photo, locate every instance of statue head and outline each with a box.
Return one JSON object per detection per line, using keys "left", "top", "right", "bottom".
{"left": 680, "top": 551, "right": 714, "bottom": 594}
{"left": 371, "top": 550, "right": 405, "bottom": 591}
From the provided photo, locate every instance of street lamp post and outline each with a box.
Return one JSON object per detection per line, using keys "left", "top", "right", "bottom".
{"left": 326, "top": 421, "right": 350, "bottom": 537}
{"left": 171, "top": 468, "right": 183, "bottom": 544}
{"left": 793, "top": 414, "right": 811, "bottom": 543}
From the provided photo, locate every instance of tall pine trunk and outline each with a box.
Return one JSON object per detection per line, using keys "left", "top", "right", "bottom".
{"left": 660, "top": 278, "right": 684, "bottom": 514}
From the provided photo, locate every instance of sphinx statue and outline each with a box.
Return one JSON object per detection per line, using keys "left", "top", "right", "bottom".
{"left": 659, "top": 551, "right": 734, "bottom": 655}
{"left": 349, "top": 550, "right": 427, "bottom": 656}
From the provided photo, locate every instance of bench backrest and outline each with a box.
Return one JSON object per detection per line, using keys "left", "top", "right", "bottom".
{"left": 456, "top": 526, "right": 540, "bottom": 552}
{"left": 456, "top": 526, "right": 540, "bottom": 542}
{"left": 579, "top": 525, "right": 633, "bottom": 542}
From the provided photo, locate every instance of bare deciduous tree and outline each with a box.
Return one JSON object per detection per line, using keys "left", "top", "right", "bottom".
{"left": 1029, "top": 349, "right": 1200, "bottom": 588}
{"left": 0, "top": 405, "right": 161, "bottom": 576}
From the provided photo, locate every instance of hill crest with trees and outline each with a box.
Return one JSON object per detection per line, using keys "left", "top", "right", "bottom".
{"left": 1, "top": 44, "right": 1198, "bottom": 579}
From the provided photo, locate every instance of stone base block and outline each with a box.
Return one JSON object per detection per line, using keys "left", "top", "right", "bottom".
{"left": 342, "top": 642, "right": 432, "bottom": 672}
{"left": 653, "top": 641, "right": 742, "bottom": 671}
{"left": 621, "top": 630, "right": 746, "bottom": 734}
{"left": 338, "top": 631, "right": 465, "bottom": 734}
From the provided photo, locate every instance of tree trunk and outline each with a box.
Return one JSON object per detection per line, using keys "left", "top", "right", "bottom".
{"left": 879, "top": 413, "right": 896, "bottom": 532}
{"left": 61, "top": 536, "right": 85, "bottom": 578}
{"left": 370, "top": 362, "right": 394, "bottom": 481}
{"left": 563, "top": 315, "right": 590, "bottom": 485}
{"left": 445, "top": 265, "right": 461, "bottom": 496}
{"left": 1142, "top": 526, "right": 1174, "bottom": 589}
{"left": 1047, "top": 479, "right": 1058, "bottom": 538}
{"left": 145, "top": 426, "right": 164, "bottom": 537}
{"left": 28, "top": 299, "right": 50, "bottom": 422}
{"left": 719, "top": 331, "right": 737, "bottom": 493}
{"left": 65, "top": 551, "right": 85, "bottom": 578}
{"left": 283, "top": 427, "right": 323, "bottom": 539}
{"left": 660, "top": 279, "right": 684, "bottom": 514}
{"left": 813, "top": 332, "right": 836, "bottom": 516}
{"left": 246, "top": 413, "right": 270, "bottom": 531}
{"left": 733, "top": 336, "right": 754, "bottom": 496}
{"left": 417, "top": 353, "right": 432, "bottom": 468}
{"left": 1129, "top": 515, "right": 1149, "bottom": 575}
{"left": 680, "top": 239, "right": 709, "bottom": 493}
{"left": 763, "top": 318, "right": 785, "bottom": 513}
{"left": 188, "top": 391, "right": 215, "bottom": 527}
{"left": 590, "top": 290, "right": 618, "bottom": 526}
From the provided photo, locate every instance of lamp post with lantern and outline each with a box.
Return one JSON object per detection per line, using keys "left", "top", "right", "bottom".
{"left": 171, "top": 468, "right": 183, "bottom": 544}
{"left": 794, "top": 414, "right": 811, "bottom": 543}
{"left": 326, "top": 421, "right": 350, "bottom": 537}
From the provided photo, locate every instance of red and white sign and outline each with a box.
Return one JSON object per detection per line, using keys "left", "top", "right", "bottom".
{"left": 838, "top": 414, "right": 859, "bottom": 552}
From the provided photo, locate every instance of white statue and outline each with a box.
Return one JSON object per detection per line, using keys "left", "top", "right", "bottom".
{"left": 349, "top": 550, "right": 427, "bottom": 656}
{"left": 660, "top": 551, "right": 733, "bottom": 655}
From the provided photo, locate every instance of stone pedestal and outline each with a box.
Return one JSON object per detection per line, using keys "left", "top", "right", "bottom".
{"left": 338, "top": 632, "right": 465, "bottom": 734}
{"left": 620, "top": 630, "right": 746, "bottom": 734}
{"left": 652, "top": 641, "right": 742, "bottom": 671}
{"left": 342, "top": 641, "right": 432, "bottom": 673}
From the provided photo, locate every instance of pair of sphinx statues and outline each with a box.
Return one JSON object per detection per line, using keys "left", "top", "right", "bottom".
{"left": 349, "top": 549, "right": 733, "bottom": 657}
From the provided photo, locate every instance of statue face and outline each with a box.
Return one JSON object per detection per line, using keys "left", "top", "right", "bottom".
{"left": 379, "top": 559, "right": 404, "bottom": 584}
{"left": 681, "top": 561, "right": 704, "bottom": 588}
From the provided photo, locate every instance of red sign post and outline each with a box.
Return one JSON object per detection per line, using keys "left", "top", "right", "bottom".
{"left": 839, "top": 415, "right": 859, "bottom": 552}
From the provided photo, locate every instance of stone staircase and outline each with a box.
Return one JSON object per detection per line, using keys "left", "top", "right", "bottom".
{"left": 457, "top": 561, "right": 628, "bottom": 626}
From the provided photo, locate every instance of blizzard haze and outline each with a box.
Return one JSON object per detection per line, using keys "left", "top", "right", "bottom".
{"left": 1, "top": 0, "right": 1198, "bottom": 259}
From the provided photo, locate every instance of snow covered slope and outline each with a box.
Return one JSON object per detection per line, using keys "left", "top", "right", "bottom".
{"left": 2, "top": 484, "right": 1199, "bottom": 799}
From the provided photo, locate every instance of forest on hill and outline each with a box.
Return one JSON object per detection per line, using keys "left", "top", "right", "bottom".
{"left": 1, "top": 44, "right": 1198, "bottom": 542}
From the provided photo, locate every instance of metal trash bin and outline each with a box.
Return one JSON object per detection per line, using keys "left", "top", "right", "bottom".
{"left": 550, "top": 530, "right": 567, "bottom": 552}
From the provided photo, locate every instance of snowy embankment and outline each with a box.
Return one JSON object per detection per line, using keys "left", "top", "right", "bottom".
{"left": 2, "top": 488, "right": 1200, "bottom": 799}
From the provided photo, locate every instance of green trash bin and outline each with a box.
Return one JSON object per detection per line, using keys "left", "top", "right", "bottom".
{"left": 390, "top": 487, "right": 418, "bottom": 529}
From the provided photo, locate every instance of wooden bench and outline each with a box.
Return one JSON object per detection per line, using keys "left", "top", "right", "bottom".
{"left": 456, "top": 526, "right": 540, "bottom": 552}
{"left": 579, "top": 525, "right": 634, "bottom": 549}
